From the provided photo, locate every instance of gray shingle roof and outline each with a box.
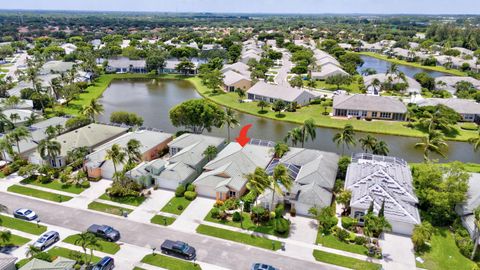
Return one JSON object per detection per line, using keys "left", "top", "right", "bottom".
{"left": 333, "top": 94, "right": 407, "bottom": 113}
{"left": 247, "top": 81, "right": 318, "bottom": 103}
{"left": 417, "top": 98, "right": 480, "bottom": 115}
{"left": 345, "top": 153, "right": 420, "bottom": 225}
{"left": 223, "top": 70, "right": 251, "bottom": 86}
{"left": 364, "top": 73, "right": 421, "bottom": 93}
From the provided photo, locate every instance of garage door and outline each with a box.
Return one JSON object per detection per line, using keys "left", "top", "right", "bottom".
{"left": 391, "top": 221, "right": 414, "bottom": 236}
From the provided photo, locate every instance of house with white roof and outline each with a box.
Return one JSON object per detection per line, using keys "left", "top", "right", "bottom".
{"left": 84, "top": 130, "right": 172, "bottom": 180}
{"left": 311, "top": 63, "right": 350, "bottom": 80}
{"left": 222, "top": 70, "right": 252, "bottom": 92}
{"left": 435, "top": 76, "right": 480, "bottom": 94}
{"left": 106, "top": 58, "right": 147, "bottom": 73}
{"left": 128, "top": 133, "right": 225, "bottom": 189}
{"left": 456, "top": 173, "right": 480, "bottom": 240}
{"left": 257, "top": 148, "right": 339, "bottom": 216}
{"left": 416, "top": 97, "right": 480, "bottom": 123}
{"left": 345, "top": 153, "right": 421, "bottom": 235}
{"left": 247, "top": 81, "right": 320, "bottom": 106}
{"left": 364, "top": 73, "right": 422, "bottom": 94}
{"left": 193, "top": 140, "right": 275, "bottom": 200}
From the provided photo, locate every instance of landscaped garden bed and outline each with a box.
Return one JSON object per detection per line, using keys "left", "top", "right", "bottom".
{"left": 161, "top": 184, "right": 197, "bottom": 215}
{"left": 99, "top": 192, "right": 146, "bottom": 207}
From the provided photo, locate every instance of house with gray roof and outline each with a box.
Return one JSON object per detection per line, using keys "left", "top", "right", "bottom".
{"left": 221, "top": 62, "right": 251, "bottom": 77}
{"left": 128, "top": 133, "right": 225, "bottom": 189}
{"left": 416, "top": 97, "right": 480, "bottom": 123}
{"left": 106, "top": 58, "right": 147, "bottom": 73}
{"left": 257, "top": 148, "right": 339, "bottom": 216}
{"left": 39, "top": 61, "right": 75, "bottom": 75}
{"left": 29, "top": 123, "right": 128, "bottom": 168}
{"left": 333, "top": 94, "right": 407, "bottom": 121}
{"left": 435, "top": 76, "right": 480, "bottom": 94}
{"left": 311, "top": 63, "right": 349, "bottom": 80}
{"left": 364, "top": 73, "right": 422, "bottom": 94}
{"left": 85, "top": 130, "right": 172, "bottom": 180}
{"left": 456, "top": 173, "right": 480, "bottom": 240}
{"left": 0, "top": 253, "right": 16, "bottom": 270}
{"left": 19, "top": 256, "right": 75, "bottom": 270}
{"left": 222, "top": 70, "right": 252, "bottom": 92}
{"left": 345, "top": 153, "right": 421, "bottom": 235}
{"left": 3, "top": 117, "right": 69, "bottom": 161}
{"left": 247, "top": 81, "right": 320, "bottom": 106}
{"left": 193, "top": 140, "right": 274, "bottom": 200}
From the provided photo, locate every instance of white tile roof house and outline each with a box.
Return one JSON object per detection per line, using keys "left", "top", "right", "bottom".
{"left": 345, "top": 153, "right": 421, "bottom": 235}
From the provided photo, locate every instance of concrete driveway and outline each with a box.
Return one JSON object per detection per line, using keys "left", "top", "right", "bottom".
{"left": 0, "top": 192, "right": 342, "bottom": 270}
{"left": 379, "top": 233, "right": 416, "bottom": 270}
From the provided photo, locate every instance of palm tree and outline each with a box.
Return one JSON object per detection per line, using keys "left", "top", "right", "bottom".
{"left": 45, "top": 125, "right": 57, "bottom": 139}
{"left": 332, "top": 124, "right": 356, "bottom": 155}
{"left": 37, "top": 139, "right": 61, "bottom": 166}
{"left": 25, "top": 112, "right": 39, "bottom": 126}
{"left": 468, "top": 129, "right": 480, "bottom": 152}
{"left": 284, "top": 127, "right": 302, "bottom": 147}
{"left": 6, "top": 127, "right": 31, "bottom": 154}
{"left": 9, "top": 113, "right": 20, "bottom": 124}
{"left": 81, "top": 99, "right": 104, "bottom": 122}
{"left": 0, "top": 138, "right": 13, "bottom": 161}
{"left": 368, "top": 78, "right": 382, "bottom": 94}
{"left": 25, "top": 245, "right": 41, "bottom": 259}
{"left": 373, "top": 141, "right": 390, "bottom": 156}
{"left": 246, "top": 167, "right": 270, "bottom": 197}
{"left": 300, "top": 118, "right": 316, "bottom": 148}
{"left": 0, "top": 230, "right": 11, "bottom": 245}
{"left": 125, "top": 139, "right": 142, "bottom": 165}
{"left": 273, "top": 141, "right": 289, "bottom": 158}
{"left": 203, "top": 145, "right": 218, "bottom": 162}
{"left": 74, "top": 232, "right": 102, "bottom": 266}
{"left": 414, "top": 130, "right": 448, "bottom": 162}
{"left": 386, "top": 63, "right": 400, "bottom": 78}
{"left": 223, "top": 108, "right": 239, "bottom": 142}
{"left": 359, "top": 135, "right": 377, "bottom": 153}
{"left": 105, "top": 144, "right": 126, "bottom": 181}
{"left": 269, "top": 164, "right": 292, "bottom": 210}
{"left": 257, "top": 100, "right": 269, "bottom": 113}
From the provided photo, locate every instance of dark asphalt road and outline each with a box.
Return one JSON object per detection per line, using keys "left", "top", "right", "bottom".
{"left": 0, "top": 192, "right": 339, "bottom": 270}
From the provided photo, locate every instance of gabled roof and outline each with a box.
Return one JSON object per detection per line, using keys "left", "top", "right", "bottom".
{"left": 364, "top": 73, "right": 422, "bottom": 93}
{"left": 333, "top": 94, "right": 407, "bottom": 114}
{"left": 221, "top": 62, "right": 251, "bottom": 77}
{"left": 456, "top": 173, "right": 480, "bottom": 216}
{"left": 168, "top": 133, "right": 225, "bottom": 168}
{"left": 416, "top": 98, "right": 480, "bottom": 115}
{"left": 345, "top": 153, "right": 420, "bottom": 225}
{"left": 247, "top": 81, "right": 319, "bottom": 102}
{"left": 223, "top": 70, "right": 251, "bottom": 86}
{"left": 40, "top": 61, "right": 75, "bottom": 75}
{"left": 0, "top": 253, "right": 16, "bottom": 269}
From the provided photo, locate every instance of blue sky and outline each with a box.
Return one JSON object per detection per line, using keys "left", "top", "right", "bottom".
{"left": 1, "top": 0, "right": 479, "bottom": 14}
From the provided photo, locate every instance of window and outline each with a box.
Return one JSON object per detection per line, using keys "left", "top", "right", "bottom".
{"left": 380, "top": 112, "right": 392, "bottom": 118}
{"left": 228, "top": 190, "right": 236, "bottom": 198}
{"left": 372, "top": 112, "right": 377, "bottom": 117}
{"left": 347, "top": 110, "right": 359, "bottom": 116}
{"left": 361, "top": 111, "right": 367, "bottom": 117}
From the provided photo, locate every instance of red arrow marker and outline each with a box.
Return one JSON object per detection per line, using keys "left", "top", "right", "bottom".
{"left": 236, "top": 124, "right": 252, "bottom": 147}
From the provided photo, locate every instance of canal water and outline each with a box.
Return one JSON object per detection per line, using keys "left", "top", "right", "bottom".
{"left": 358, "top": 55, "right": 449, "bottom": 78}
{"left": 98, "top": 79, "right": 479, "bottom": 163}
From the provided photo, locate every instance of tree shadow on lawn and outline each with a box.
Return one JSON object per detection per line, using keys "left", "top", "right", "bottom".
{"left": 257, "top": 110, "right": 268, "bottom": 115}
{"left": 275, "top": 113, "right": 286, "bottom": 119}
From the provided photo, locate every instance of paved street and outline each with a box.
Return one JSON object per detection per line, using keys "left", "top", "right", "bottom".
{"left": 274, "top": 51, "right": 292, "bottom": 86}
{"left": 0, "top": 192, "right": 342, "bottom": 270}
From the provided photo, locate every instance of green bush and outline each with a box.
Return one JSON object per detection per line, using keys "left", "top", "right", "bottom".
{"left": 459, "top": 122, "right": 478, "bottom": 131}
{"left": 211, "top": 207, "right": 220, "bottom": 219}
{"left": 80, "top": 181, "right": 91, "bottom": 188}
{"left": 275, "top": 204, "right": 285, "bottom": 217}
{"left": 354, "top": 236, "right": 367, "bottom": 245}
{"left": 232, "top": 211, "right": 242, "bottom": 222}
{"left": 274, "top": 218, "right": 290, "bottom": 235}
{"left": 337, "top": 228, "right": 350, "bottom": 242}
{"left": 186, "top": 184, "right": 196, "bottom": 192}
{"left": 177, "top": 205, "right": 184, "bottom": 211}
{"left": 34, "top": 252, "right": 53, "bottom": 262}
{"left": 184, "top": 191, "right": 197, "bottom": 201}
{"left": 175, "top": 185, "right": 186, "bottom": 197}
{"left": 341, "top": 217, "right": 357, "bottom": 231}
{"left": 223, "top": 198, "right": 239, "bottom": 210}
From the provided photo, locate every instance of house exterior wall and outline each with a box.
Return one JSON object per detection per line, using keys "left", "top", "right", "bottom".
{"left": 196, "top": 185, "right": 217, "bottom": 199}
{"left": 333, "top": 109, "right": 406, "bottom": 121}
{"left": 87, "top": 167, "right": 102, "bottom": 179}
{"left": 141, "top": 138, "right": 172, "bottom": 161}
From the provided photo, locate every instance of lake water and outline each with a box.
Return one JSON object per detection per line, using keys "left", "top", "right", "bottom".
{"left": 98, "top": 79, "right": 479, "bottom": 163}
{"left": 358, "top": 55, "right": 448, "bottom": 78}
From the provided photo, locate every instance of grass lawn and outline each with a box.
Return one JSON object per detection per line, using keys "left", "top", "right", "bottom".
{"left": 313, "top": 250, "right": 382, "bottom": 270}
{"left": 1, "top": 233, "right": 31, "bottom": 247}
{"left": 150, "top": 214, "right": 176, "bottom": 226}
{"left": 99, "top": 193, "right": 146, "bottom": 207}
{"left": 0, "top": 214, "right": 47, "bottom": 235}
{"left": 204, "top": 209, "right": 288, "bottom": 238}
{"left": 161, "top": 196, "right": 192, "bottom": 215}
{"left": 316, "top": 233, "right": 368, "bottom": 255}
{"left": 0, "top": 172, "right": 4, "bottom": 178}
{"left": 416, "top": 228, "right": 477, "bottom": 270}
{"left": 410, "top": 162, "right": 480, "bottom": 173}
{"left": 21, "top": 178, "right": 87, "bottom": 194}
{"left": 88, "top": 201, "right": 133, "bottom": 216}
{"left": 7, "top": 185, "right": 73, "bottom": 202}
{"left": 188, "top": 77, "right": 476, "bottom": 142}
{"left": 63, "top": 234, "right": 120, "bottom": 254}
{"left": 309, "top": 78, "right": 363, "bottom": 93}
{"left": 357, "top": 52, "right": 467, "bottom": 76}
{"left": 141, "top": 254, "right": 201, "bottom": 270}
{"left": 196, "top": 224, "right": 282, "bottom": 250}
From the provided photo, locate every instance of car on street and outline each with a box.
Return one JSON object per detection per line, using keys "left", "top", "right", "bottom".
{"left": 33, "top": 231, "right": 60, "bottom": 251}
{"left": 13, "top": 208, "right": 38, "bottom": 221}
{"left": 88, "top": 224, "right": 120, "bottom": 242}
{"left": 161, "top": 240, "right": 196, "bottom": 260}
{"left": 92, "top": 256, "right": 115, "bottom": 270}
{"left": 251, "top": 263, "right": 279, "bottom": 270}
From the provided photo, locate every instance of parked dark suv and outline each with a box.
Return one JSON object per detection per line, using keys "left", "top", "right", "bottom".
{"left": 92, "top": 256, "right": 115, "bottom": 270}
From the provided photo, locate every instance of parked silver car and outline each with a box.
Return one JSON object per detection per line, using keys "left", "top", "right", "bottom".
{"left": 33, "top": 231, "right": 60, "bottom": 251}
